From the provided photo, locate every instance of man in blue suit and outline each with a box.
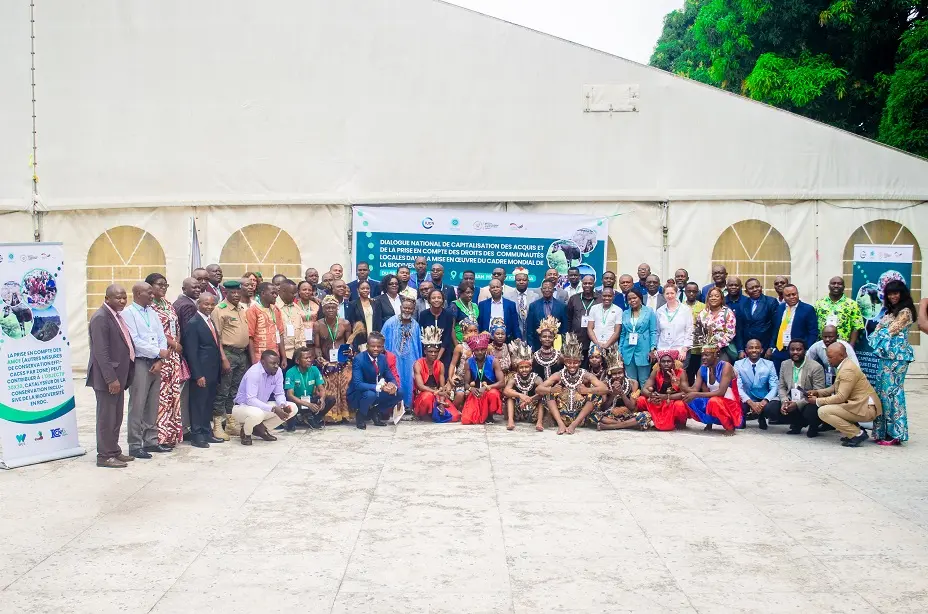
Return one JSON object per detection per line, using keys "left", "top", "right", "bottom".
{"left": 766, "top": 284, "right": 819, "bottom": 373}
{"left": 182, "top": 294, "right": 226, "bottom": 448}
{"left": 524, "top": 280, "right": 568, "bottom": 351}
{"left": 724, "top": 277, "right": 747, "bottom": 351}
{"left": 736, "top": 278, "right": 779, "bottom": 355}
{"left": 346, "top": 331, "right": 401, "bottom": 429}
{"left": 477, "top": 279, "right": 521, "bottom": 341}
{"left": 348, "top": 261, "right": 381, "bottom": 301}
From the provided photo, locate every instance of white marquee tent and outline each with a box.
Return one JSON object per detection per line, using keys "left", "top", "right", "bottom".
{"left": 1, "top": 0, "right": 926, "bottom": 372}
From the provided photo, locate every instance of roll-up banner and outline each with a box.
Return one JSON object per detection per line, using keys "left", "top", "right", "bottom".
{"left": 0, "top": 243, "right": 83, "bottom": 469}
{"left": 851, "top": 244, "right": 914, "bottom": 388}
{"left": 352, "top": 207, "right": 609, "bottom": 286}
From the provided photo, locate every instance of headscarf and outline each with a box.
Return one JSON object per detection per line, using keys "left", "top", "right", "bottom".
{"left": 588, "top": 343, "right": 604, "bottom": 358}
{"left": 466, "top": 332, "right": 491, "bottom": 351}
{"left": 488, "top": 317, "right": 506, "bottom": 336}
{"left": 656, "top": 349, "right": 679, "bottom": 361}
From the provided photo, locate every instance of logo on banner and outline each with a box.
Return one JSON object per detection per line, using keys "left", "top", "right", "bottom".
{"left": 421, "top": 217, "right": 435, "bottom": 230}
{"left": 509, "top": 223, "right": 524, "bottom": 230}
{"left": 449, "top": 218, "right": 461, "bottom": 231}
{"left": 34, "top": 431, "right": 44, "bottom": 441}
{"left": 50, "top": 427, "right": 67, "bottom": 439}
{"left": 473, "top": 221, "right": 499, "bottom": 231}
{"left": 15, "top": 433, "right": 26, "bottom": 446}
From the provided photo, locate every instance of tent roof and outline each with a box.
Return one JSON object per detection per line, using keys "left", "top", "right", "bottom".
{"left": 2, "top": 0, "right": 928, "bottom": 211}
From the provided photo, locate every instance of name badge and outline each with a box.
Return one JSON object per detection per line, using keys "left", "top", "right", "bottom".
{"left": 661, "top": 329, "right": 672, "bottom": 342}
{"left": 169, "top": 321, "right": 176, "bottom": 338}
{"left": 300, "top": 395, "right": 311, "bottom": 403}
{"left": 581, "top": 316, "right": 590, "bottom": 327}
{"left": 149, "top": 335, "right": 157, "bottom": 346}
{"left": 304, "top": 327, "right": 313, "bottom": 342}
{"left": 790, "top": 387, "right": 803, "bottom": 402}
{"left": 825, "top": 314, "right": 838, "bottom": 327}
{"left": 628, "top": 332, "right": 639, "bottom": 346}
{"left": 781, "top": 331, "right": 791, "bottom": 345}
{"left": 329, "top": 348, "right": 339, "bottom": 362}
{"left": 286, "top": 323, "right": 295, "bottom": 337}
{"left": 275, "top": 330, "right": 281, "bottom": 343}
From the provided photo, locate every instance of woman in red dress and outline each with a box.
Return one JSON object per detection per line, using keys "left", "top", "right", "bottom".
{"left": 412, "top": 326, "right": 460, "bottom": 422}
{"left": 635, "top": 349, "right": 690, "bottom": 431}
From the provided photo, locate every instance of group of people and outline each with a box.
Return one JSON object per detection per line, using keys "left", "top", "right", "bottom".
{"left": 86, "top": 259, "right": 928, "bottom": 468}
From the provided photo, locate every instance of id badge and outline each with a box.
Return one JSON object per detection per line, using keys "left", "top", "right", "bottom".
{"left": 275, "top": 330, "right": 281, "bottom": 343}
{"left": 169, "top": 321, "right": 176, "bottom": 338}
{"left": 301, "top": 395, "right": 311, "bottom": 404}
{"left": 661, "top": 329, "right": 672, "bottom": 343}
{"left": 825, "top": 314, "right": 838, "bottom": 327}
{"left": 329, "top": 348, "right": 339, "bottom": 362}
{"left": 286, "top": 323, "right": 295, "bottom": 337}
{"left": 781, "top": 330, "right": 791, "bottom": 345}
{"left": 628, "top": 332, "right": 639, "bottom": 346}
{"left": 304, "top": 327, "right": 313, "bottom": 342}
{"left": 790, "top": 387, "right": 803, "bottom": 402}
{"left": 581, "top": 316, "right": 590, "bottom": 327}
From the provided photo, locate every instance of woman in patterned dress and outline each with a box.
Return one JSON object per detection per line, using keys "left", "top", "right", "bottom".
{"left": 145, "top": 273, "right": 185, "bottom": 446}
{"left": 697, "top": 287, "right": 737, "bottom": 363}
{"left": 488, "top": 318, "right": 512, "bottom": 375}
{"left": 870, "top": 280, "right": 916, "bottom": 445}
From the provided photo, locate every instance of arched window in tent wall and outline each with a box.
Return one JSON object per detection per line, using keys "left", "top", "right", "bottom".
{"left": 711, "top": 220, "right": 791, "bottom": 297}
{"left": 842, "top": 220, "right": 921, "bottom": 346}
{"left": 86, "top": 226, "right": 166, "bottom": 322}
{"left": 219, "top": 224, "right": 302, "bottom": 281}
{"left": 605, "top": 237, "right": 618, "bottom": 276}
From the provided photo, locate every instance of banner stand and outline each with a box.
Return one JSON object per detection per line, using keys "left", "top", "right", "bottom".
{"left": 0, "top": 243, "right": 84, "bottom": 469}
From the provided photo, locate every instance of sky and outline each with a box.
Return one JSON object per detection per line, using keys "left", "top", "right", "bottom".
{"left": 445, "top": 0, "right": 684, "bottom": 65}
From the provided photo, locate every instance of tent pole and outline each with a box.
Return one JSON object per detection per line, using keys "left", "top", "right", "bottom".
{"left": 660, "top": 201, "right": 669, "bottom": 279}
{"left": 30, "top": 0, "right": 41, "bottom": 242}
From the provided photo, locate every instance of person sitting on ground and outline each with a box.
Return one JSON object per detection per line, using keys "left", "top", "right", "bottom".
{"left": 536, "top": 333, "right": 608, "bottom": 434}
{"left": 447, "top": 318, "right": 479, "bottom": 409}
{"left": 634, "top": 349, "right": 690, "bottom": 431}
{"left": 733, "top": 338, "right": 781, "bottom": 430}
{"left": 808, "top": 342, "right": 881, "bottom": 448}
{"left": 461, "top": 332, "right": 505, "bottom": 424}
{"left": 232, "top": 350, "right": 298, "bottom": 445}
{"left": 503, "top": 339, "right": 544, "bottom": 431}
{"left": 488, "top": 318, "right": 512, "bottom": 374}
{"left": 683, "top": 342, "right": 742, "bottom": 436}
{"left": 596, "top": 349, "right": 646, "bottom": 430}
{"left": 412, "top": 326, "right": 459, "bottom": 422}
{"left": 346, "top": 331, "right": 401, "bottom": 429}
{"left": 283, "top": 347, "right": 333, "bottom": 430}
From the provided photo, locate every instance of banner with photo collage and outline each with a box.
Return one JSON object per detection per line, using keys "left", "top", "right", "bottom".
{"left": 0, "top": 243, "right": 83, "bottom": 469}
{"left": 851, "top": 244, "right": 914, "bottom": 388}
{"left": 352, "top": 206, "right": 609, "bottom": 287}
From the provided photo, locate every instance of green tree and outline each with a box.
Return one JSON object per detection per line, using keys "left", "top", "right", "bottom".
{"left": 650, "top": 0, "right": 928, "bottom": 155}
{"left": 878, "top": 20, "right": 928, "bottom": 156}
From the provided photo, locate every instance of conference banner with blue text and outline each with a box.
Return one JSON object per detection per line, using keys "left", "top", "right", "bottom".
{"left": 352, "top": 206, "right": 609, "bottom": 286}
{"left": 0, "top": 243, "right": 83, "bottom": 469}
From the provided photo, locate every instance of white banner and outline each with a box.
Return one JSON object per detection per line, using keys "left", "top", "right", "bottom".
{"left": 352, "top": 206, "right": 610, "bottom": 286}
{"left": 0, "top": 243, "right": 83, "bottom": 468}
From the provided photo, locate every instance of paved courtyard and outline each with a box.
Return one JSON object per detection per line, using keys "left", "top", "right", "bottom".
{"left": 1, "top": 379, "right": 927, "bottom": 613}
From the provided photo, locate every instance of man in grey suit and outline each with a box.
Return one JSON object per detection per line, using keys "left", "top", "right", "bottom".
{"left": 777, "top": 339, "right": 826, "bottom": 437}
{"left": 508, "top": 270, "right": 539, "bottom": 340}
{"left": 86, "top": 285, "right": 136, "bottom": 468}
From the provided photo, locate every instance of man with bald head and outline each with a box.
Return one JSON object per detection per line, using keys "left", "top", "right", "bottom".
{"left": 702, "top": 265, "right": 728, "bottom": 302}
{"left": 183, "top": 293, "right": 226, "bottom": 448}
{"left": 173, "top": 276, "right": 202, "bottom": 339}
{"left": 613, "top": 273, "right": 633, "bottom": 310}
{"left": 123, "top": 281, "right": 171, "bottom": 458}
{"left": 807, "top": 324, "right": 858, "bottom": 386}
{"left": 192, "top": 267, "right": 210, "bottom": 294}
{"left": 203, "top": 264, "right": 224, "bottom": 301}
{"left": 773, "top": 275, "right": 789, "bottom": 304}
{"left": 633, "top": 263, "right": 652, "bottom": 295}
{"left": 87, "top": 285, "right": 137, "bottom": 468}
{"left": 477, "top": 278, "right": 521, "bottom": 341}
{"left": 815, "top": 276, "right": 864, "bottom": 346}
{"left": 808, "top": 342, "right": 881, "bottom": 447}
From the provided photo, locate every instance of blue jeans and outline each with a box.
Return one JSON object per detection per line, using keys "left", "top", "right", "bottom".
{"left": 355, "top": 390, "right": 402, "bottom": 422}
{"left": 624, "top": 363, "right": 651, "bottom": 389}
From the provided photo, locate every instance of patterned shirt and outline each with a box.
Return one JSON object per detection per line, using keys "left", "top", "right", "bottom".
{"left": 814, "top": 295, "right": 864, "bottom": 341}
{"left": 697, "top": 306, "right": 736, "bottom": 349}
{"left": 246, "top": 303, "right": 284, "bottom": 363}
{"left": 277, "top": 300, "right": 307, "bottom": 357}
{"left": 686, "top": 300, "right": 707, "bottom": 354}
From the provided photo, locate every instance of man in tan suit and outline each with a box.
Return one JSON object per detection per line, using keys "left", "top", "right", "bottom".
{"left": 808, "top": 343, "right": 880, "bottom": 448}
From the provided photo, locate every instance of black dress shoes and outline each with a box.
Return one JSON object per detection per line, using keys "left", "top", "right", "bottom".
{"left": 205, "top": 435, "right": 225, "bottom": 444}
{"left": 372, "top": 416, "right": 387, "bottom": 427}
{"left": 191, "top": 439, "right": 210, "bottom": 449}
{"left": 757, "top": 415, "right": 768, "bottom": 430}
{"left": 129, "top": 449, "right": 152, "bottom": 459}
{"left": 143, "top": 444, "right": 172, "bottom": 453}
{"left": 842, "top": 430, "right": 869, "bottom": 447}
{"left": 356, "top": 417, "right": 367, "bottom": 429}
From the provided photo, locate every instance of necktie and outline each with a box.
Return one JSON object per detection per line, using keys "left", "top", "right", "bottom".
{"left": 752, "top": 300, "right": 757, "bottom": 315}
{"left": 544, "top": 300, "right": 552, "bottom": 318}
{"left": 207, "top": 318, "right": 219, "bottom": 346}
{"left": 775, "top": 306, "right": 792, "bottom": 350}
{"left": 114, "top": 311, "right": 136, "bottom": 361}
{"left": 752, "top": 363, "right": 756, "bottom": 374}
{"left": 371, "top": 354, "right": 379, "bottom": 376}
{"left": 518, "top": 294, "right": 527, "bottom": 320}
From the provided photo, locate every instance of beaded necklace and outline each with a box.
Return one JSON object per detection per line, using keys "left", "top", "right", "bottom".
{"left": 561, "top": 367, "right": 585, "bottom": 409}
{"left": 514, "top": 372, "right": 536, "bottom": 394}
{"left": 533, "top": 347, "right": 560, "bottom": 380}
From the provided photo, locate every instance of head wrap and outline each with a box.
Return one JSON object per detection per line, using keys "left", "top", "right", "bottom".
{"left": 588, "top": 343, "right": 604, "bottom": 358}
{"left": 322, "top": 295, "right": 340, "bottom": 308}
{"left": 488, "top": 317, "right": 506, "bottom": 335}
{"left": 459, "top": 316, "right": 478, "bottom": 335}
{"left": 466, "top": 332, "right": 491, "bottom": 351}
{"left": 509, "top": 339, "right": 533, "bottom": 365}
{"left": 656, "top": 349, "right": 679, "bottom": 361}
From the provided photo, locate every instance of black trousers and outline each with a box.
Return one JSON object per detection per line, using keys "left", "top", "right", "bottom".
{"left": 744, "top": 399, "right": 782, "bottom": 421}
{"left": 765, "top": 401, "right": 819, "bottom": 430}
{"left": 188, "top": 380, "right": 218, "bottom": 438}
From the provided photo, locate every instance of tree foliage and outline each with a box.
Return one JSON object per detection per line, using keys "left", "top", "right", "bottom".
{"left": 650, "top": 0, "right": 928, "bottom": 157}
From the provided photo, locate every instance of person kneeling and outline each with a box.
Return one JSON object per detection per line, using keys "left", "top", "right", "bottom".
{"left": 537, "top": 333, "right": 608, "bottom": 435}
{"left": 462, "top": 333, "right": 505, "bottom": 424}
{"left": 284, "top": 347, "right": 334, "bottom": 430}
{"left": 683, "top": 342, "right": 742, "bottom": 436}
{"left": 807, "top": 342, "right": 881, "bottom": 448}
{"left": 503, "top": 340, "right": 544, "bottom": 431}
{"left": 634, "top": 349, "right": 690, "bottom": 431}
{"left": 232, "top": 350, "right": 298, "bottom": 445}
{"left": 346, "top": 332, "right": 401, "bottom": 429}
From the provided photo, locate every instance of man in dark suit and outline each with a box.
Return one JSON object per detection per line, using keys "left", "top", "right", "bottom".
{"left": 173, "top": 276, "right": 202, "bottom": 437}
{"left": 736, "top": 278, "right": 779, "bottom": 355}
{"left": 477, "top": 279, "right": 521, "bottom": 341}
{"left": 346, "top": 332, "right": 401, "bottom": 429}
{"left": 182, "top": 294, "right": 226, "bottom": 448}
{"left": 372, "top": 275, "right": 402, "bottom": 332}
{"left": 87, "top": 285, "right": 136, "bottom": 469}
{"left": 766, "top": 284, "right": 819, "bottom": 373}
{"left": 524, "top": 279, "right": 568, "bottom": 351}
{"left": 348, "top": 261, "right": 382, "bottom": 301}
{"left": 429, "top": 263, "right": 457, "bottom": 306}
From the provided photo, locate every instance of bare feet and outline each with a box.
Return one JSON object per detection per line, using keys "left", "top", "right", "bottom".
{"left": 565, "top": 423, "right": 577, "bottom": 435}
{"left": 722, "top": 429, "right": 735, "bottom": 437}
{"left": 506, "top": 421, "right": 515, "bottom": 431}
{"left": 535, "top": 422, "right": 544, "bottom": 432}
{"left": 557, "top": 425, "right": 567, "bottom": 435}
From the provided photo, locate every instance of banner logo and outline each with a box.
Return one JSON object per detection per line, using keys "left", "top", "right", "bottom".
{"left": 421, "top": 217, "right": 435, "bottom": 230}
{"left": 34, "top": 431, "right": 43, "bottom": 441}
{"left": 473, "top": 221, "right": 499, "bottom": 231}
{"left": 50, "top": 427, "right": 67, "bottom": 439}
{"left": 15, "top": 433, "right": 26, "bottom": 446}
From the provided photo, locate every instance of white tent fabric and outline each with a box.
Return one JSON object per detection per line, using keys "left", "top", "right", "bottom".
{"left": 1, "top": 0, "right": 927, "bottom": 212}
{"left": 0, "top": 0, "right": 34, "bottom": 211}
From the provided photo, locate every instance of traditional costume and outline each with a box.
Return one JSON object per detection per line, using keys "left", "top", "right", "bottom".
{"left": 461, "top": 333, "right": 503, "bottom": 424}
{"left": 686, "top": 344, "right": 744, "bottom": 430}
{"left": 594, "top": 348, "right": 652, "bottom": 429}
{"left": 413, "top": 326, "right": 460, "bottom": 422}
{"left": 508, "top": 339, "right": 543, "bottom": 422}
{"left": 319, "top": 297, "right": 353, "bottom": 423}
{"left": 635, "top": 349, "right": 689, "bottom": 430}
{"left": 381, "top": 310, "right": 422, "bottom": 408}
{"left": 532, "top": 315, "right": 563, "bottom": 381}
{"left": 554, "top": 334, "right": 592, "bottom": 426}
{"left": 488, "top": 318, "right": 512, "bottom": 374}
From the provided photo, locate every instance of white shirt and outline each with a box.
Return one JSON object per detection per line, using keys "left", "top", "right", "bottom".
{"left": 588, "top": 303, "right": 622, "bottom": 344}
{"left": 387, "top": 294, "right": 402, "bottom": 317}
{"left": 646, "top": 293, "right": 660, "bottom": 310}
{"left": 122, "top": 302, "right": 167, "bottom": 359}
{"left": 490, "top": 299, "right": 504, "bottom": 320}
{"left": 656, "top": 303, "right": 693, "bottom": 350}
{"left": 807, "top": 339, "right": 858, "bottom": 367}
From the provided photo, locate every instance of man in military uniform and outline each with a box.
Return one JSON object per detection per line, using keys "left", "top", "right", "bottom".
{"left": 211, "top": 280, "right": 252, "bottom": 439}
